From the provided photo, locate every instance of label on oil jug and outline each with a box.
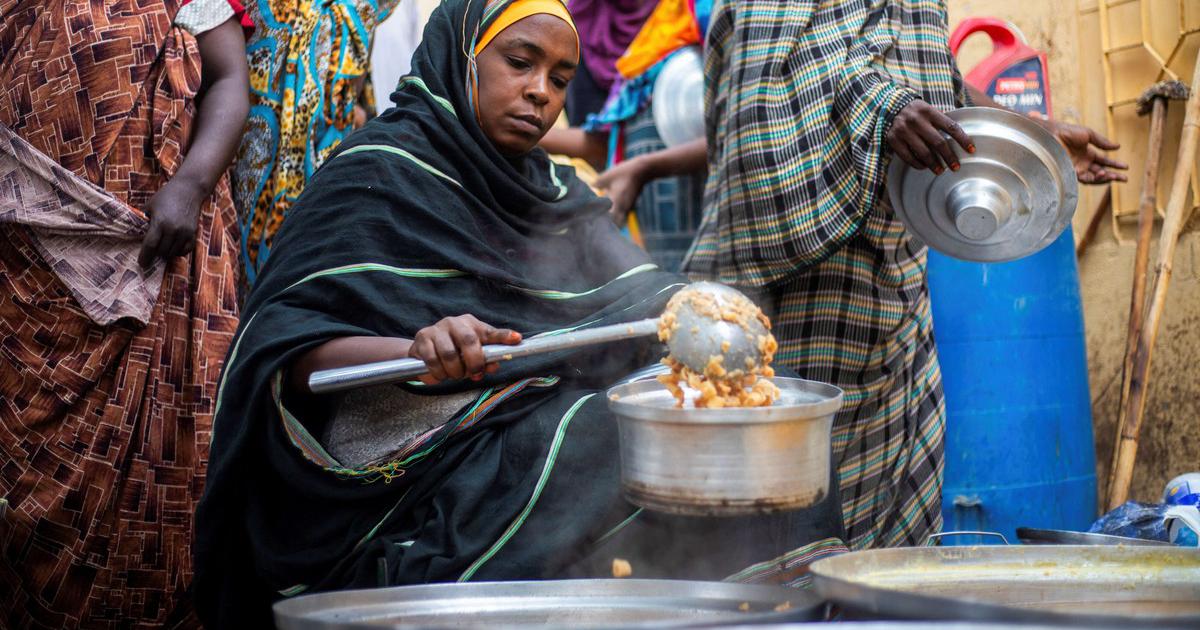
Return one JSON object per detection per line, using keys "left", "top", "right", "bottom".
{"left": 986, "top": 57, "right": 1048, "bottom": 118}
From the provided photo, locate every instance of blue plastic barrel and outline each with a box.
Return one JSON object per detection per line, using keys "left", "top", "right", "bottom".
{"left": 928, "top": 229, "right": 1097, "bottom": 544}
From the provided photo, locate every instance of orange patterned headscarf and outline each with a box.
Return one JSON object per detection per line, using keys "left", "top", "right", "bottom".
{"left": 473, "top": 0, "right": 578, "bottom": 57}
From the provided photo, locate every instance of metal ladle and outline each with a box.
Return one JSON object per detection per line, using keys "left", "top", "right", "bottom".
{"left": 306, "top": 281, "right": 768, "bottom": 394}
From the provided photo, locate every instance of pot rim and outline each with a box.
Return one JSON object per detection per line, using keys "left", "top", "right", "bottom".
{"left": 606, "top": 376, "right": 843, "bottom": 425}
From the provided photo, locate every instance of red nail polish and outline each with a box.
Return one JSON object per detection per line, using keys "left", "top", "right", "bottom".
{"left": 950, "top": 163, "right": 960, "bottom": 171}
{"left": 968, "top": 144, "right": 977, "bottom": 154}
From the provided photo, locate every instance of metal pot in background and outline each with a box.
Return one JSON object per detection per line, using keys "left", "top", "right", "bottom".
{"left": 810, "top": 544, "right": 1200, "bottom": 628}
{"left": 272, "top": 579, "right": 824, "bottom": 629}
{"left": 606, "top": 377, "right": 843, "bottom": 516}
{"left": 888, "top": 106, "right": 1078, "bottom": 262}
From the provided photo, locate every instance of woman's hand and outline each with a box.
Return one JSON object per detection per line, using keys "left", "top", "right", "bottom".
{"left": 138, "top": 177, "right": 205, "bottom": 267}
{"left": 887, "top": 100, "right": 975, "bottom": 174}
{"left": 595, "top": 157, "right": 649, "bottom": 226}
{"left": 1038, "top": 119, "right": 1128, "bottom": 185}
{"left": 137, "top": 17, "right": 248, "bottom": 269}
{"left": 409, "top": 315, "right": 522, "bottom": 385}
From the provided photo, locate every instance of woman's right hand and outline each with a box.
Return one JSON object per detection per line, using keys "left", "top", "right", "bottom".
{"left": 409, "top": 315, "right": 522, "bottom": 385}
{"left": 595, "top": 157, "right": 649, "bottom": 226}
{"left": 886, "top": 100, "right": 975, "bottom": 174}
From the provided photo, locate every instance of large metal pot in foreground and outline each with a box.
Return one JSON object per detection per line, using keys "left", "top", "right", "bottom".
{"left": 810, "top": 545, "right": 1200, "bottom": 627}
{"left": 606, "top": 377, "right": 842, "bottom": 516}
{"left": 272, "top": 579, "right": 823, "bottom": 629}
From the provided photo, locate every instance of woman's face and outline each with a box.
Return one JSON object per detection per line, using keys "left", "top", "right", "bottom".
{"left": 475, "top": 14, "right": 577, "bottom": 156}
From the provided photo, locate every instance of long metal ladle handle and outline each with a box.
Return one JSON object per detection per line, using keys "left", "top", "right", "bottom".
{"left": 308, "top": 318, "right": 660, "bottom": 394}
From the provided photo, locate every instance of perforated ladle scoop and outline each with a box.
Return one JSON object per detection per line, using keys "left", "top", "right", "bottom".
{"left": 306, "top": 281, "right": 770, "bottom": 394}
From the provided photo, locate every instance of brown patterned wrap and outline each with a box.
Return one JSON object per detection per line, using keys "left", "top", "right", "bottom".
{"left": 0, "top": 0, "right": 240, "bottom": 627}
{"left": 0, "top": 125, "right": 164, "bottom": 325}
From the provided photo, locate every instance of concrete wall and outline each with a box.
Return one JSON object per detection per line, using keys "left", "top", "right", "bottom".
{"left": 946, "top": 0, "right": 1200, "bottom": 506}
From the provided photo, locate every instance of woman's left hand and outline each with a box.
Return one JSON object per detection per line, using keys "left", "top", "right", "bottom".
{"left": 138, "top": 177, "right": 206, "bottom": 268}
{"left": 1038, "top": 119, "right": 1129, "bottom": 185}
{"left": 596, "top": 157, "right": 649, "bottom": 226}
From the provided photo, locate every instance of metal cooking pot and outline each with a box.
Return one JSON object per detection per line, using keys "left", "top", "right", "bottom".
{"left": 888, "top": 106, "right": 1078, "bottom": 262}
{"left": 606, "top": 377, "right": 843, "bottom": 516}
{"left": 272, "top": 579, "right": 824, "bottom": 629}
{"left": 810, "top": 545, "right": 1200, "bottom": 628}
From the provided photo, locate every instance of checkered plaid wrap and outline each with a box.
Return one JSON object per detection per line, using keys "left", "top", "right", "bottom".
{"left": 684, "top": 0, "right": 968, "bottom": 550}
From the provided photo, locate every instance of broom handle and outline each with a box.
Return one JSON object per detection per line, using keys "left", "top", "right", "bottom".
{"left": 1108, "top": 97, "right": 1166, "bottom": 509}
{"left": 1108, "top": 54, "right": 1200, "bottom": 510}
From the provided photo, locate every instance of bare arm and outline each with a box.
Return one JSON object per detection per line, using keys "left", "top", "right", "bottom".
{"left": 539, "top": 128, "right": 609, "bottom": 170}
{"left": 965, "top": 84, "right": 1126, "bottom": 184}
{"left": 139, "top": 18, "right": 250, "bottom": 266}
{"left": 620, "top": 137, "right": 708, "bottom": 179}
{"left": 965, "top": 84, "right": 1001, "bottom": 109}
{"left": 289, "top": 336, "right": 414, "bottom": 393}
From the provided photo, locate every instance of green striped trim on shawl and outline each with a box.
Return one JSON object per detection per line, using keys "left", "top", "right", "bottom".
{"left": 594, "top": 508, "right": 643, "bottom": 547}
{"left": 335, "top": 144, "right": 464, "bottom": 189}
{"left": 527, "top": 283, "right": 685, "bottom": 339}
{"left": 277, "top": 584, "right": 308, "bottom": 597}
{"left": 547, "top": 160, "right": 568, "bottom": 200}
{"left": 396, "top": 75, "right": 456, "bottom": 115}
{"left": 285, "top": 263, "right": 468, "bottom": 291}
{"left": 458, "top": 393, "right": 595, "bottom": 582}
{"left": 513, "top": 263, "right": 659, "bottom": 300}
{"left": 212, "top": 311, "right": 258, "bottom": 425}
{"left": 722, "top": 537, "right": 849, "bottom": 589}
{"left": 285, "top": 261, "right": 659, "bottom": 303}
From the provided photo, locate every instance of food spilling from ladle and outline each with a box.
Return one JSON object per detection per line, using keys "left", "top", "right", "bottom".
{"left": 656, "top": 282, "right": 781, "bottom": 409}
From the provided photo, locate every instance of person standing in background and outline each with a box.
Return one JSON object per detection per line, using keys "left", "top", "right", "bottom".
{"left": 683, "top": 0, "right": 1125, "bottom": 566}
{"left": 0, "top": 1, "right": 250, "bottom": 626}
{"left": 370, "top": 0, "right": 441, "bottom": 113}
{"left": 233, "top": 0, "right": 401, "bottom": 293}
{"left": 563, "top": 0, "right": 657, "bottom": 126}
{"left": 542, "top": 0, "right": 708, "bottom": 272}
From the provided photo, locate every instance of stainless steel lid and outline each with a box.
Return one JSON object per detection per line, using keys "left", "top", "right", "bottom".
{"left": 888, "top": 107, "right": 1078, "bottom": 262}
{"left": 651, "top": 46, "right": 705, "bottom": 148}
{"left": 607, "top": 377, "right": 843, "bottom": 424}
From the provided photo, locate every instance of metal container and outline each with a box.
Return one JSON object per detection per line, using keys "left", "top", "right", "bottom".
{"left": 606, "top": 377, "right": 843, "bottom": 516}
{"left": 652, "top": 46, "right": 705, "bottom": 148}
{"left": 272, "top": 579, "right": 824, "bottom": 629}
{"left": 889, "top": 107, "right": 1078, "bottom": 263}
{"left": 930, "top": 230, "right": 1096, "bottom": 545}
{"left": 810, "top": 545, "right": 1200, "bottom": 627}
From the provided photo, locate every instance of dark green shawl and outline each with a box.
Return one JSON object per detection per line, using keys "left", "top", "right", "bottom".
{"left": 194, "top": 2, "right": 842, "bottom": 625}
{"left": 193, "top": 0, "right": 683, "bottom": 624}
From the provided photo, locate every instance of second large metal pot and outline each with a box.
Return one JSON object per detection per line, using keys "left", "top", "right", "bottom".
{"left": 606, "top": 377, "right": 843, "bottom": 516}
{"left": 810, "top": 545, "right": 1200, "bottom": 627}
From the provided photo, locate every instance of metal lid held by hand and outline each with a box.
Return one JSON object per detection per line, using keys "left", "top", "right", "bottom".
{"left": 888, "top": 107, "right": 1078, "bottom": 262}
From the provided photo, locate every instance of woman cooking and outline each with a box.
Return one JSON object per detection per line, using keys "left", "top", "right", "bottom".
{"left": 193, "top": 0, "right": 842, "bottom": 625}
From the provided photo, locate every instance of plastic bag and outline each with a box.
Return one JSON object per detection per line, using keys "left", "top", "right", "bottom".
{"left": 1087, "top": 501, "right": 1171, "bottom": 542}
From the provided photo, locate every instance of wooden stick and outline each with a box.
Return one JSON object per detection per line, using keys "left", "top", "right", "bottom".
{"left": 1107, "top": 53, "right": 1200, "bottom": 510}
{"left": 1075, "top": 187, "right": 1112, "bottom": 258}
{"left": 1107, "top": 96, "right": 1167, "bottom": 509}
